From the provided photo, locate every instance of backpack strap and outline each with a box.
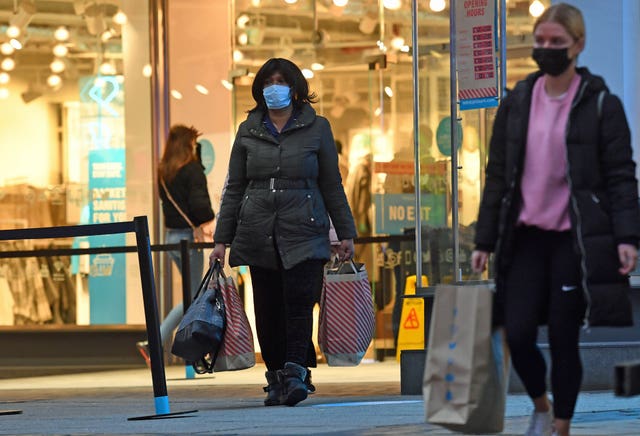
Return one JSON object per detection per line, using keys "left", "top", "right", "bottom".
{"left": 597, "top": 89, "right": 607, "bottom": 121}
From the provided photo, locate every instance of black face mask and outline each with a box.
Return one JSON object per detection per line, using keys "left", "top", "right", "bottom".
{"left": 532, "top": 47, "right": 573, "bottom": 76}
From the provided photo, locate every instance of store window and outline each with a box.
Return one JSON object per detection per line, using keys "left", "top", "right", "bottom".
{"left": 230, "top": 0, "right": 539, "bottom": 356}
{"left": 0, "top": 1, "right": 152, "bottom": 326}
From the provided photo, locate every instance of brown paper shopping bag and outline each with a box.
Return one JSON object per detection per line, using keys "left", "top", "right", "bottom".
{"left": 423, "top": 282, "right": 510, "bottom": 434}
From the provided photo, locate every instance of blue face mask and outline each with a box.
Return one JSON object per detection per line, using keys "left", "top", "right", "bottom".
{"left": 263, "top": 84, "right": 292, "bottom": 110}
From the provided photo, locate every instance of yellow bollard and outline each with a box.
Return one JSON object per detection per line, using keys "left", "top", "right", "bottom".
{"left": 395, "top": 274, "right": 428, "bottom": 361}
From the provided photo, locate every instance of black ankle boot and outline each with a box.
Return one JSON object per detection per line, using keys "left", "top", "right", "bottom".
{"left": 305, "top": 368, "right": 315, "bottom": 394}
{"left": 278, "top": 362, "right": 308, "bottom": 406}
{"left": 263, "top": 370, "right": 283, "bottom": 406}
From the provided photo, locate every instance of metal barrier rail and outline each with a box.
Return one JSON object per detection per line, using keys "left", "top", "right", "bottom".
{"left": 0, "top": 229, "right": 418, "bottom": 418}
{"left": 0, "top": 216, "right": 197, "bottom": 420}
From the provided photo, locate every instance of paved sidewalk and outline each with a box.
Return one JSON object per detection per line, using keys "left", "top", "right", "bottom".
{"left": 0, "top": 361, "right": 638, "bottom": 435}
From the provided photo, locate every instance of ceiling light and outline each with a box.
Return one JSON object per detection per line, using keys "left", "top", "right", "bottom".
{"left": 142, "top": 64, "right": 152, "bottom": 77}
{"left": 333, "top": 0, "right": 349, "bottom": 6}
{"left": 236, "top": 14, "right": 250, "bottom": 29}
{"left": 0, "top": 87, "right": 8, "bottom": 99}
{"left": 221, "top": 79, "right": 233, "bottom": 91}
{"left": 1, "top": 58, "right": 16, "bottom": 71}
{"left": 6, "top": 0, "right": 36, "bottom": 39}
{"left": 99, "top": 61, "right": 116, "bottom": 75}
{"left": 383, "top": 0, "right": 401, "bottom": 10}
{"left": 195, "top": 84, "right": 209, "bottom": 95}
{"left": 284, "top": 0, "right": 298, "bottom": 4}
{"left": 384, "top": 86, "right": 393, "bottom": 97}
{"left": 170, "top": 89, "right": 183, "bottom": 100}
{"left": 251, "top": 0, "right": 261, "bottom": 6}
{"left": 311, "top": 62, "right": 325, "bottom": 71}
{"left": 391, "top": 36, "right": 405, "bottom": 50}
{"left": 9, "top": 38, "right": 23, "bottom": 50}
{"left": 53, "top": 43, "right": 68, "bottom": 57}
{"left": 429, "top": 0, "right": 446, "bottom": 12}
{"left": 47, "top": 74, "right": 62, "bottom": 88}
{"left": 0, "top": 72, "right": 9, "bottom": 84}
{"left": 0, "top": 43, "right": 14, "bottom": 56}
{"left": 233, "top": 49, "right": 244, "bottom": 62}
{"left": 237, "top": 32, "right": 248, "bottom": 46}
{"left": 84, "top": 3, "right": 107, "bottom": 36}
{"left": 50, "top": 58, "right": 66, "bottom": 73}
{"left": 101, "top": 29, "right": 115, "bottom": 42}
{"left": 529, "top": 0, "right": 545, "bottom": 17}
{"left": 113, "top": 10, "right": 127, "bottom": 26}
{"left": 10, "top": 1, "right": 36, "bottom": 26}
{"left": 54, "top": 26, "right": 70, "bottom": 41}
{"left": 302, "top": 68, "right": 314, "bottom": 79}
{"left": 6, "top": 25, "right": 21, "bottom": 39}
{"left": 20, "top": 82, "right": 46, "bottom": 103}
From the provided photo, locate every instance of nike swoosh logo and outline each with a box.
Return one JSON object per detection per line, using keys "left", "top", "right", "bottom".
{"left": 561, "top": 285, "right": 577, "bottom": 292}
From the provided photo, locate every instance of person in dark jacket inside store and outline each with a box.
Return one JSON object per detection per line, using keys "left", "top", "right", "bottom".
{"left": 471, "top": 4, "right": 640, "bottom": 436}
{"left": 137, "top": 124, "right": 215, "bottom": 366}
{"left": 211, "top": 58, "right": 357, "bottom": 407}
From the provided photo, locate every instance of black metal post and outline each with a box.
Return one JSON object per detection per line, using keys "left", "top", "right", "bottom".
{"left": 133, "top": 216, "right": 170, "bottom": 414}
{"left": 130, "top": 216, "right": 197, "bottom": 419}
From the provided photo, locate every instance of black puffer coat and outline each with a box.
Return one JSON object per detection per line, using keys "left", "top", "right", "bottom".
{"left": 160, "top": 161, "right": 215, "bottom": 229}
{"left": 214, "top": 104, "right": 357, "bottom": 270}
{"left": 475, "top": 67, "right": 640, "bottom": 327}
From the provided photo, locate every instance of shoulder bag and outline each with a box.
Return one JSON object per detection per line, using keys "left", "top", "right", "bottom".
{"left": 171, "top": 263, "right": 226, "bottom": 372}
{"left": 160, "top": 178, "right": 214, "bottom": 243}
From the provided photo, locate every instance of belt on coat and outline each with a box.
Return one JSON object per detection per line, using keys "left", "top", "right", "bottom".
{"left": 248, "top": 178, "right": 316, "bottom": 190}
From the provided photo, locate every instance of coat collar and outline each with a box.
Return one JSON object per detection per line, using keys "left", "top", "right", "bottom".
{"left": 515, "top": 67, "right": 609, "bottom": 100}
{"left": 245, "top": 104, "right": 316, "bottom": 135}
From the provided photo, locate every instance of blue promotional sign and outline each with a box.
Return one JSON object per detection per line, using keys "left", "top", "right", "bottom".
{"left": 88, "top": 148, "right": 126, "bottom": 324}
{"left": 374, "top": 193, "right": 447, "bottom": 235}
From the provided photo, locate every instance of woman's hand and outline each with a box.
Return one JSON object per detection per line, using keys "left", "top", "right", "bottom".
{"left": 471, "top": 250, "right": 489, "bottom": 274}
{"left": 210, "top": 243, "right": 227, "bottom": 268}
{"left": 618, "top": 243, "right": 638, "bottom": 275}
{"left": 337, "top": 239, "right": 355, "bottom": 262}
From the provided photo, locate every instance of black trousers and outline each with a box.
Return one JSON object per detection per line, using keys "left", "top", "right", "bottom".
{"left": 503, "top": 226, "right": 586, "bottom": 420}
{"left": 249, "top": 259, "right": 324, "bottom": 372}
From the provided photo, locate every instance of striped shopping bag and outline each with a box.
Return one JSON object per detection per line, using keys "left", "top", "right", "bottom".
{"left": 212, "top": 269, "right": 255, "bottom": 372}
{"left": 318, "top": 260, "right": 375, "bottom": 366}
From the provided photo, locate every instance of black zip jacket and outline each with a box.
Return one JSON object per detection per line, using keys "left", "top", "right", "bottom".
{"left": 160, "top": 160, "right": 215, "bottom": 229}
{"left": 475, "top": 67, "right": 640, "bottom": 327}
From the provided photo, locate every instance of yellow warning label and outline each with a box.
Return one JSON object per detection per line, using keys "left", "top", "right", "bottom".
{"left": 396, "top": 275, "right": 429, "bottom": 361}
{"left": 403, "top": 308, "right": 420, "bottom": 329}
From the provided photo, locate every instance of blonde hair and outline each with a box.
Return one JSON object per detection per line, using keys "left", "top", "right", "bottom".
{"left": 534, "top": 3, "right": 585, "bottom": 42}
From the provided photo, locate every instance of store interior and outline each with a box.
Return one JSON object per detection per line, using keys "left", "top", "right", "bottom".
{"left": 0, "top": 1, "right": 541, "bottom": 333}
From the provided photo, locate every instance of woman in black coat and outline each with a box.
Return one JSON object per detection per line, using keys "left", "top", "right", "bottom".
{"left": 211, "top": 58, "right": 357, "bottom": 407}
{"left": 137, "top": 125, "right": 215, "bottom": 366}
{"left": 471, "top": 4, "right": 640, "bottom": 436}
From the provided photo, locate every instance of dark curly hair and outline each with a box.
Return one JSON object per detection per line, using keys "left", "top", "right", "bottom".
{"left": 249, "top": 58, "right": 317, "bottom": 113}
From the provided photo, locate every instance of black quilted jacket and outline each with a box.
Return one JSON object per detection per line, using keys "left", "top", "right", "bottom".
{"left": 214, "top": 104, "right": 357, "bottom": 270}
{"left": 475, "top": 67, "right": 640, "bottom": 326}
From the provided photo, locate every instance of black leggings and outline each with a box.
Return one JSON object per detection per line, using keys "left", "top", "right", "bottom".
{"left": 249, "top": 259, "right": 324, "bottom": 372}
{"left": 503, "top": 226, "right": 586, "bottom": 420}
